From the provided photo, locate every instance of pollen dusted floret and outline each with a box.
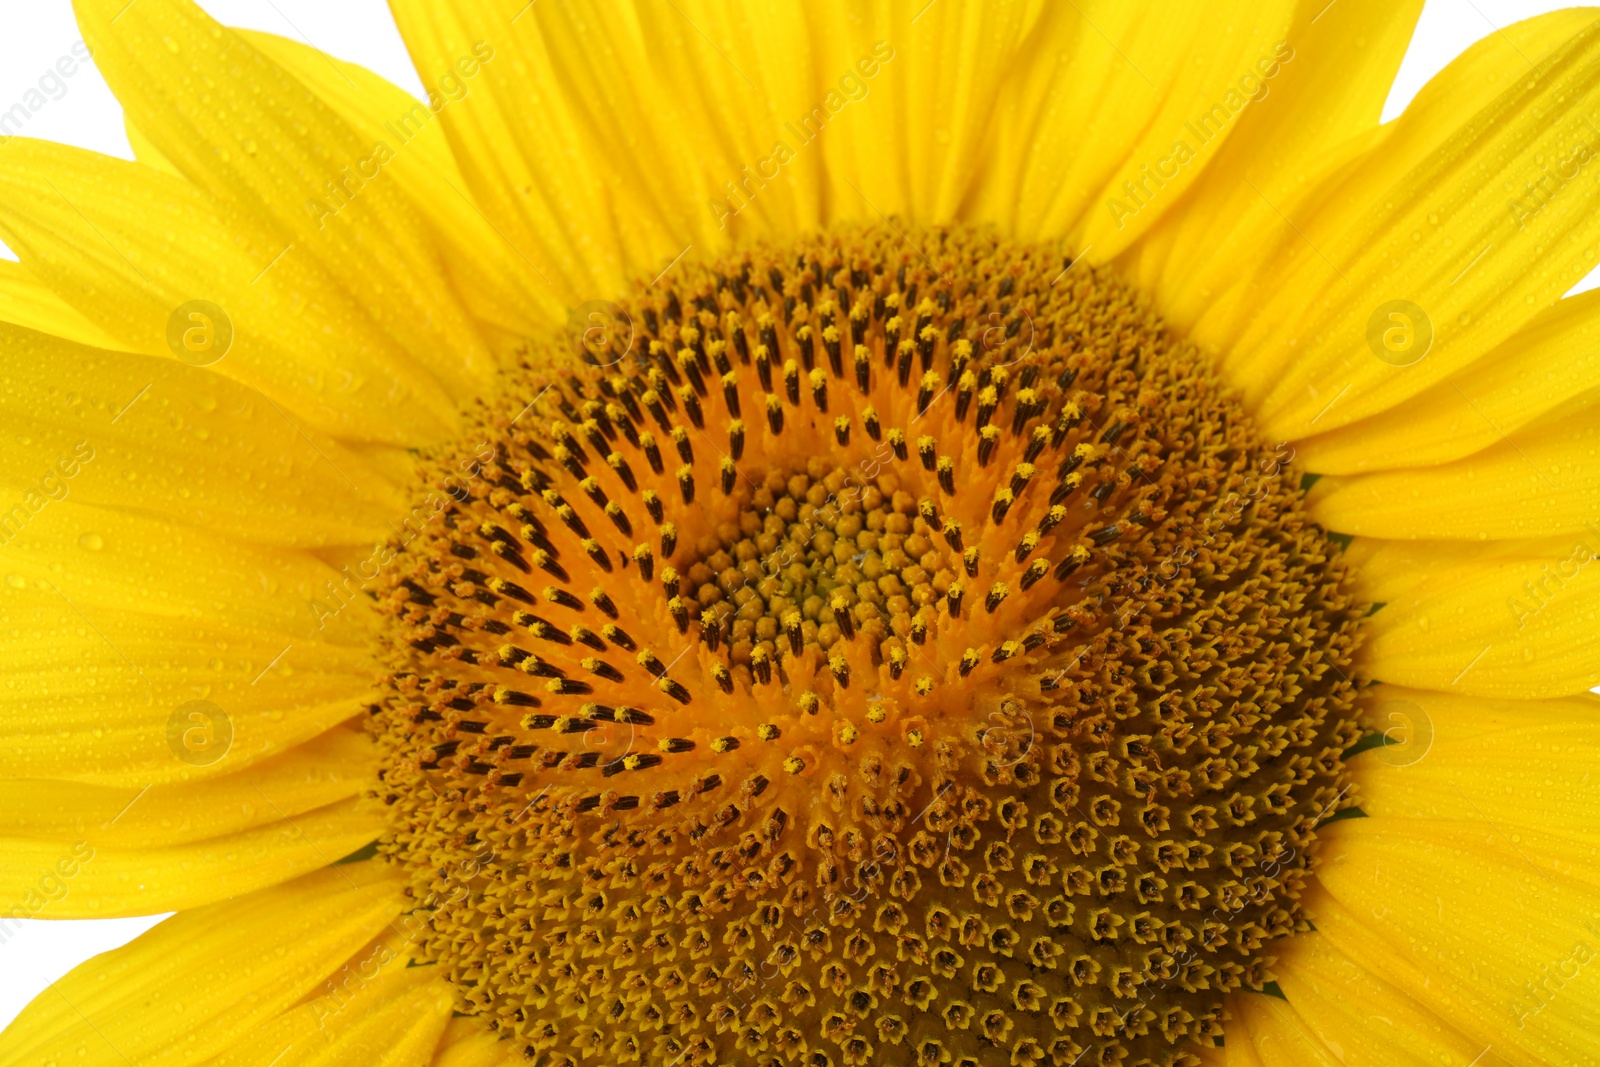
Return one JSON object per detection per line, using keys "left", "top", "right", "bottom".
{"left": 370, "top": 225, "right": 1364, "bottom": 1067}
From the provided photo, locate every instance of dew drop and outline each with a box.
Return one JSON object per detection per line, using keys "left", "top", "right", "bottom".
{"left": 79, "top": 533, "right": 104, "bottom": 551}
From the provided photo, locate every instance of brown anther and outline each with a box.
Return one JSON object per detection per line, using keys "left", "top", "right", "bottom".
{"left": 809, "top": 367, "right": 828, "bottom": 411}
{"left": 978, "top": 424, "right": 1002, "bottom": 466}
{"left": 886, "top": 428, "right": 907, "bottom": 461}
{"left": 832, "top": 596, "right": 855, "bottom": 639}
{"left": 700, "top": 609, "right": 722, "bottom": 651}
{"left": 917, "top": 370, "right": 940, "bottom": 415}
{"left": 942, "top": 519, "right": 964, "bottom": 552}
{"left": 639, "top": 431, "right": 664, "bottom": 474}
{"left": 589, "top": 588, "right": 618, "bottom": 618}
{"left": 783, "top": 360, "right": 801, "bottom": 405}
{"left": 888, "top": 646, "right": 908, "bottom": 679}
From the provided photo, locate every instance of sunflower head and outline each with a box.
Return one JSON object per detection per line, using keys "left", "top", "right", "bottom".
{"left": 7, "top": 2, "right": 1598, "bottom": 1066}
{"left": 371, "top": 224, "right": 1361, "bottom": 1066}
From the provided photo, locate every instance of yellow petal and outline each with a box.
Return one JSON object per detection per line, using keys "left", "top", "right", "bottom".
{"left": 1352, "top": 533, "right": 1600, "bottom": 698}
{"left": 1252, "top": 931, "right": 1491, "bottom": 1067}
{"left": 234, "top": 29, "right": 554, "bottom": 335}
{"left": 193, "top": 887, "right": 460, "bottom": 1065}
{"left": 1018, "top": 0, "right": 1297, "bottom": 257}
{"left": 386, "top": 0, "right": 692, "bottom": 298}
{"left": 0, "top": 325, "right": 411, "bottom": 548}
{"left": 1121, "top": 0, "right": 1426, "bottom": 327}
{"left": 1214, "top": 13, "right": 1600, "bottom": 440}
{"left": 75, "top": 0, "right": 495, "bottom": 402}
{"left": 259, "top": 975, "right": 455, "bottom": 1067}
{"left": 432, "top": 1018, "right": 519, "bottom": 1067}
{"left": 0, "top": 863, "right": 405, "bottom": 1065}
{"left": 1311, "top": 403, "right": 1600, "bottom": 539}
{"left": 0, "top": 500, "right": 375, "bottom": 638}
{"left": 1184, "top": 10, "right": 1595, "bottom": 372}
{"left": 0, "top": 138, "right": 457, "bottom": 444}
{"left": 1311, "top": 817, "right": 1600, "bottom": 1064}
{"left": 0, "top": 259, "right": 123, "bottom": 348}
{"left": 1301, "top": 689, "right": 1600, "bottom": 1062}
{"left": 1349, "top": 685, "right": 1600, "bottom": 859}
{"left": 835, "top": 0, "right": 1299, "bottom": 255}
{"left": 1297, "top": 288, "right": 1600, "bottom": 473}
{"left": 0, "top": 580, "right": 370, "bottom": 786}
{"left": 805, "top": 1, "right": 1055, "bottom": 231}
{"left": 0, "top": 725, "right": 373, "bottom": 847}
{"left": 1216, "top": 1031, "right": 1263, "bottom": 1067}
{"left": 122, "top": 112, "right": 182, "bottom": 176}
{"left": 389, "top": 1, "right": 1299, "bottom": 278}
{"left": 1221, "top": 993, "right": 1341, "bottom": 1067}
{"left": 0, "top": 794, "right": 379, "bottom": 916}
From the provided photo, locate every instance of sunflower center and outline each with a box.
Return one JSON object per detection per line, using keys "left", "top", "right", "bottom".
{"left": 683, "top": 463, "right": 950, "bottom": 664}
{"left": 370, "top": 225, "right": 1363, "bottom": 1067}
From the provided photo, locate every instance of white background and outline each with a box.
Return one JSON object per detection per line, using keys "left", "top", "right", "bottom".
{"left": 0, "top": 0, "right": 1592, "bottom": 1031}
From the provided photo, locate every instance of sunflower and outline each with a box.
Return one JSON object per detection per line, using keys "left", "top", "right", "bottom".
{"left": 2, "top": 0, "right": 1598, "bottom": 1064}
